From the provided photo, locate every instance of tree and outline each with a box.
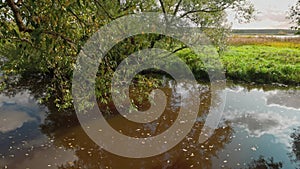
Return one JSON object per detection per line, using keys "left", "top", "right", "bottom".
{"left": 246, "top": 156, "right": 283, "bottom": 169}
{"left": 39, "top": 86, "right": 234, "bottom": 169}
{"left": 289, "top": 0, "right": 300, "bottom": 34}
{"left": 0, "top": 0, "right": 254, "bottom": 109}
{"left": 290, "top": 127, "right": 300, "bottom": 166}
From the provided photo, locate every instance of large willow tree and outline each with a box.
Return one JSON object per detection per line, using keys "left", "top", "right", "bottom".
{"left": 0, "top": 0, "right": 254, "bottom": 109}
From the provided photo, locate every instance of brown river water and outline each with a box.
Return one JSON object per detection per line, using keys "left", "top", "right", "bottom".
{"left": 0, "top": 81, "right": 300, "bottom": 169}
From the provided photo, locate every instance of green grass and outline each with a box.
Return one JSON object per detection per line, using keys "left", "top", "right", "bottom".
{"left": 221, "top": 45, "right": 300, "bottom": 85}
{"left": 177, "top": 45, "right": 300, "bottom": 85}
{"left": 228, "top": 36, "right": 300, "bottom": 49}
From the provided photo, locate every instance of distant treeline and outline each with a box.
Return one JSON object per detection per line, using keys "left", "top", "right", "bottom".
{"left": 232, "top": 29, "right": 297, "bottom": 35}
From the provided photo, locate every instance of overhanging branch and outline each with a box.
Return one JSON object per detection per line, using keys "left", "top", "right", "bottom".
{"left": 180, "top": 2, "right": 230, "bottom": 18}
{"left": 158, "top": 0, "right": 166, "bottom": 14}
{"left": 173, "top": 0, "right": 183, "bottom": 16}
{"left": 6, "top": 0, "right": 30, "bottom": 32}
{"left": 6, "top": 0, "right": 76, "bottom": 46}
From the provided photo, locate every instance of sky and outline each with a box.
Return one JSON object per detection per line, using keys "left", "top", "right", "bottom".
{"left": 227, "top": 0, "right": 298, "bottom": 29}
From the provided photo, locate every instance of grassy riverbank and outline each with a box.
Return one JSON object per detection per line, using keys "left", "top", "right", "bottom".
{"left": 178, "top": 36, "right": 300, "bottom": 85}
{"left": 222, "top": 45, "right": 300, "bottom": 85}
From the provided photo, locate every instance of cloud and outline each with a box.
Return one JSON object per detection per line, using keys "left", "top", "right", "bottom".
{"left": 0, "top": 110, "right": 35, "bottom": 133}
{"left": 227, "top": 111, "right": 298, "bottom": 136}
{"left": 258, "top": 9, "right": 288, "bottom": 23}
{"left": 223, "top": 86, "right": 300, "bottom": 147}
{"left": 0, "top": 91, "right": 35, "bottom": 107}
{"left": 225, "top": 110, "right": 299, "bottom": 146}
{"left": 227, "top": 0, "right": 298, "bottom": 29}
{"left": 0, "top": 91, "right": 46, "bottom": 133}
{"left": 266, "top": 90, "right": 300, "bottom": 110}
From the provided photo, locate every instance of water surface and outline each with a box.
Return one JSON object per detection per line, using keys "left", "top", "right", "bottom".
{"left": 0, "top": 83, "right": 300, "bottom": 169}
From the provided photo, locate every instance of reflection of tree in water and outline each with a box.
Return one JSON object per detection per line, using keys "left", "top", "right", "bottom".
{"left": 0, "top": 76, "right": 47, "bottom": 99}
{"left": 289, "top": 127, "right": 300, "bottom": 165}
{"left": 246, "top": 156, "right": 283, "bottom": 169}
{"left": 2, "top": 77, "right": 234, "bottom": 168}
{"left": 1, "top": 76, "right": 79, "bottom": 132}
{"left": 41, "top": 83, "right": 233, "bottom": 169}
{"left": 51, "top": 124, "right": 232, "bottom": 169}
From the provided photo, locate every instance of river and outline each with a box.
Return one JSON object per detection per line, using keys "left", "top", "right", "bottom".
{"left": 0, "top": 82, "right": 299, "bottom": 169}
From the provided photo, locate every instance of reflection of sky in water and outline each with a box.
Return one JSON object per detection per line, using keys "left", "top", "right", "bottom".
{"left": 0, "top": 91, "right": 77, "bottom": 169}
{"left": 0, "top": 111, "right": 35, "bottom": 133}
{"left": 266, "top": 90, "right": 300, "bottom": 110}
{"left": 0, "top": 91, "right": 44, "bottom": 133}
{"left": 213, "top": 86, "right": 300, "bottom": 168}
{"left": 1, "top": 85, "right": 300, "bottom": 168}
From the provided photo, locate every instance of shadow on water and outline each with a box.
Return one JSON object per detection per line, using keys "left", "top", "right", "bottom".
{"left": 2, "top": 76, "right": 300, "bottom": 168}
{"left": 290, "top": 127, "right": 300, "bottom": 167}
{"left": 245, "top": 156, "right": 283, "bottom": 169}
{"left": 40, "top": 80, "right": 234, "bottom": 169}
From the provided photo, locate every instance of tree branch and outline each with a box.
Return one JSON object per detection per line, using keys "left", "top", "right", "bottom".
{"left": 5, "top": 0, "right": 76, "bottom": 47}
{"left": 94, "top": 0, "right": 114, "bottom": 20}
{"left": 173, "top": 0, "right": 183, "bottom": 16}
{"left": 160, "top": 45, "right": 188, "bottom": 59}
{"left": 0, "top": 35, "right": 32, "bottom": 46}
{"left": 56, "top": 0, "right": 85, "bottom": 28}
{"left": 172, "top": 45, "right": 187, "bottom": 54}
{"left": 158, "top": 0, "right": 166, "bottom": 14}
{"left": 179, "top": 3, "right": 229, "bottom": 18}
{"left": 43, "top": 31, "right": 73, "bottom": 44}
{"left": 6, "top": 0, "right": 30, "bottom": 32}
{"left": 67, "top": 8, "right": 85, "bottom": 27}
{"left": 158, "top": 0, "right": 170, "bottom": 27}
{"left": 180, "top": 8, "right": 221, "bottom": 18}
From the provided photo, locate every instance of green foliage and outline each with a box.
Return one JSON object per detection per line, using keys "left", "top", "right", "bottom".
{"left": 0, "top": 0, "right": 255, "bottom": 109}
{"left": 176, "top": 44, "right": 300, "bottom": 85}
{"left": 289, "top": 0, "right": 300, "bottom": 33}
{"left": 222, "top": 45, "right": 300, "bottom": 85}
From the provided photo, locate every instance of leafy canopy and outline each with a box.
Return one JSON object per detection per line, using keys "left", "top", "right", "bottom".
{"left": 289, "top": 0, "right": 300, "bottom": 34}
{"left": 0, "top": 0, "right": 254, "bottom": 109}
